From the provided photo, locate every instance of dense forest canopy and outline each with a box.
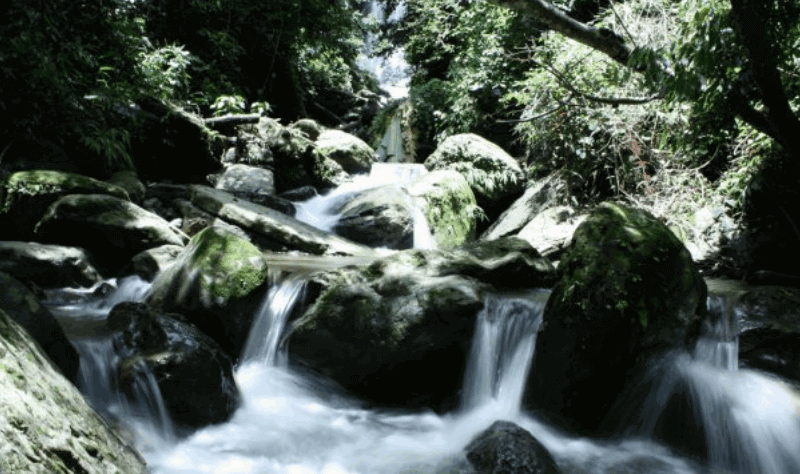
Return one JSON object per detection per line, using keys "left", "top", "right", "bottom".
{"left": 2, "top": 0, "right": 798, "bottom": 211}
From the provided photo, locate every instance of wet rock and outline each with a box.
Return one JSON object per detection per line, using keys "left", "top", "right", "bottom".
{"left": 146, "top": 226, "right": 270, "bottom": 356}
{"left": 109, "top": 302, "right": 240, "bottom": 429}
{"left": 287, "top": 239, "right": 554, "bottom": 411}
{"left": 122, "top": 244, "right": 184, "bottom": 281}
{"left": 333, "top": 185, "right": 414, "bottom": 249}
{"left": 290, "top": 118, "right": 322, "bottom": 141}
{"left": 280, "top": 185, "right": 319, "bottom": 202}
{"left": 212, "top": 163, "right": 295, "bottom": 215}
{"left": 740, "top": 329, "right": 800, "bottom": 384}
{"left": 466, "top": 421, "right": 562, "bottom": 474}
{"left": 407, "top": 169, "right": 479, "bottom": 249}
{"left": 0, "top": 241, "right": 103, "bottom": 288}
{"left": 316, "top": 129, "right": 378, "bottom": 175}
{"left": 424, "top": 134, "right": 525, "bottom": 217}
{"left": 150, "top": 184, "right": 377, "bottom": 256}
{"left": 0, "top": 307, "right": 148, "bottom": 474}
{"left": 0, "top": 272, "right": 79, "bottom": 383}
{"left": 34, "top": 193, "right": 187, "bottom": 273}
{"left": 528, "top": 202, "right": 707, "bottom": 432}
{"left": 0, "top": 169, "right": 129, "bottom": 240}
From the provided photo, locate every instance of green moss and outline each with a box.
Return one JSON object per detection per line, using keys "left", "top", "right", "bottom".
{"left": 409, "top": 170, "right": 478, "bottom": 249}
{"left": 189, "top": 227, "right": 269, "bottom": 300}
{"left": 2, "top": 170, "right": 128, "bottom": 213}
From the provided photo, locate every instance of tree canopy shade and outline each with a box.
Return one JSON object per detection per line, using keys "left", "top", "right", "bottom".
{"left": 486, "top": 0, "right": 800, "bottom": 159}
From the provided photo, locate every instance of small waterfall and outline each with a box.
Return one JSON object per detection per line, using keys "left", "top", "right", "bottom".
{"left": 461, "top": 293, "right": 545, "bottom": 414}
{"left": 359, "top": 1, "right": 410, "bottom": 98}
{"left": 241, "top": 270, "right": 308, "bottom": 366}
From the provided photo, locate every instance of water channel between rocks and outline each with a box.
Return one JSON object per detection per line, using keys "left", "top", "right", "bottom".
{"left": 44, "top": 165, "right": 800, "bottom": 474}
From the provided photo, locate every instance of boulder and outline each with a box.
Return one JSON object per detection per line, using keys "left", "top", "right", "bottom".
{"left": 333, "top": 185, "right": 415, "bottom": 249}
{"left": 481, "top": 172, "right": 570, "bottom": 241}
{"left": 423, "top": 134, "right": 525, "bottom": 214}
{"left": 316, "top": 129, "right": 378, "bottom": 175}
{"left": 527, "top": 202, "right": 707, "bottom": 432}
{"left": 149, "top": 184, "right": 377, "bottom": 256}
{"left": 122, "top": 244, "right": 184, "bottom": 281}
{"left": 212, "top": 163, "right": 295, "bottom": 215}
{"left": 250, "top": 117, "right": 348, "bottom": 192}
{"left": 0, "top": 241, "right": 103, "bottom": 288}
{"left": 109, "top": 302, "right": 240, "bottom": 429}
{"left": 0, "top": 170, "right": 129, "bottom": 240}
{"left": 290, "top": 118, "right": 322, "bottom": 141}
{"left": 0, "top": 272, "right": 79, "bottom": 383}
{"left": 146, "top": 226, "right": 270, "bottom": 356}
{"left": 465, "top": 421, "right": 562, "bottom": 474}
{"left": 407, "top": 170, "right": 479, "bottom": 249}
{"left": 287, "top": 239, "right": 555, "bottom": 411}
{"left": 0, "top": 308, "right": 148, "bottom": 474}
{"left": 516, "top": 206, "right": 587, "bottom": 260}
{"left": 106, "top": 170, "right": 146, "bottom": 205}
{"left": 34, "top": 193, "right": 187, "bottom": 273}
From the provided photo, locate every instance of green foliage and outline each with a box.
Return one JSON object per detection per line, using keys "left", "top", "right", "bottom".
{"left": 138, "top": 44, "right": 195, "bottom": 102}
{"left": 210, "top": 95, "right": 248, "bottom": 116}
{"left": 399, "top": 0, "right": 533, "bottom": 152}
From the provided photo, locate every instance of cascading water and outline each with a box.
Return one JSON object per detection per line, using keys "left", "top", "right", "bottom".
{"left": 359, "top": 1, "right": 410, "bottom": 99}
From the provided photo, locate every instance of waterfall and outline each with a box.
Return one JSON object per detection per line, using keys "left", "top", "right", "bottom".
{"left": 358, "top": 1, "right": 410, "bottom": 98}
{"left": 461, "top": 293, "right": 545, "bottom": 414}
{"left": 241, "top": 270, "right": 307, "bottom": 366}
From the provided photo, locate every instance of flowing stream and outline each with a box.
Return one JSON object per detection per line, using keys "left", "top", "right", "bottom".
{"left": 43, "top": 169, "right": 800, "bottom": 473}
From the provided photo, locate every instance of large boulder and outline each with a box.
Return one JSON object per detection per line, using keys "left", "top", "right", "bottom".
{"left": 149, "top": 184, "right": 377, "bottom": 256}
{"left": 0, "top": 170, "right": 129, "bottom": 240}
{"left": 0, "top": 308, "right": 149, "bottom": 474}
{"left": 0, "top": 272, "right": 79, "bottom": 383}
{"left": 481, "top": 172, "right": 570, "bottom": 241}
{"left": 316, "top": 129, "right": 378, "bottom": 174}
{"left": 109, "top": 302, "right": 240, "bottom": 430}
{"left": 34, "top": 193, "right": 187, "bottom": 273}
{"left": 333, "top": 185, "right": 415, "bottom": 249}
{"left": 287, "top": 238, "right": 555, "bottom": 411}
{"left": 122, "top": 244, "right": 184, "bottom": 281}
{"left": 407, "top": 169, "right": 479, "bottom": 249}
{"left": 146, "top": 226, "right": 270, "bottom": 356}
{"left": 0, "top": 241, "right": 103, "bottom": 288}
{"left": 527, "top": 202, "right": 707, "bottom": 432}
{"left": 465, "top": 421, "right": 562, "bottom": 474}
{"left": 211, "top": 163, "right": 295, "bottom": 215}
{"left": 423, "top": 134, "right": 525, "bottom": 215}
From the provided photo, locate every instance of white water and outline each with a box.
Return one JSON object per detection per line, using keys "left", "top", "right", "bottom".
{"left": 293, "top": 163, "right": 433, "bottom": 249}
{"left": 358, "top": 1, "right": 410, "bottom": 99}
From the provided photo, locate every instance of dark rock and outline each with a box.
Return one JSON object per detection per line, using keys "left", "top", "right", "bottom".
{"left": 0, "top": 241, "right": 103, "bottom": 288}
{"left": 466, "top": 421, "right": 562, "bottom": 474}
{"left": 0, "top": 272, "right": 80, "bottom": 383}
{"left": 34, "top": 193, "right": 187, "bottom": 274}
{"left": 287, "top": 239, "right": 554, "bottom": 411}
{"left": 527, "top": 202, "right": 707, "bottom": 432}
{"left": 107, "top": 170, "right": 146, "bottom": 205}
{"left": 109, "top": 302, "right": 240, "bottom": 429}
{"left": 279, "top": 185, "right": 319, "bottom": 202}
{"left": 122, "top": 244, "right": 184, "bottom": 281}
{"left": 333, "top": 185, "right": 414, "bottom": 249}
{"left": 0, "top": 169, "right": 129, "bottom": 240}
{"left": 740, "top": 329, "right": 800, "bottom": 383}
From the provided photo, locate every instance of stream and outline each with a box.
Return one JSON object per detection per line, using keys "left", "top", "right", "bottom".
{"left": 42, "top": 163, "right": 800, "bottom": 474}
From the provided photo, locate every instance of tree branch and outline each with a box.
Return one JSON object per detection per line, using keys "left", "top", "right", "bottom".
{"left": 492, "top": 0, "right": 633, "bottom": 65}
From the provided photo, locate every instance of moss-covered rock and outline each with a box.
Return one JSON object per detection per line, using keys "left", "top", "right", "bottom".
{"left": 423, "top": 133, "right": 525, "bottom": 212}
{"left": 527, "top": 202, "right": 706, "bottom": 433}
{"left": 287, "top": 239, "right": 555, "bottom": 411}
{"left": 0, "top": 170, "right": 129, "bottom": 240}
{"left": 1, "top": 308, "right": 149, "bottom": 474}
{"left": 34, "top": 193, "right": 186, "bottom": 273}
{"left": 316, "top": 129, "right": 378, "bottom": 174}
{"left": 407, "top": 169, "right": 479, "bottom": 249}
{"left": 146, "top": 226, "right": 270, "bottom": 357}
